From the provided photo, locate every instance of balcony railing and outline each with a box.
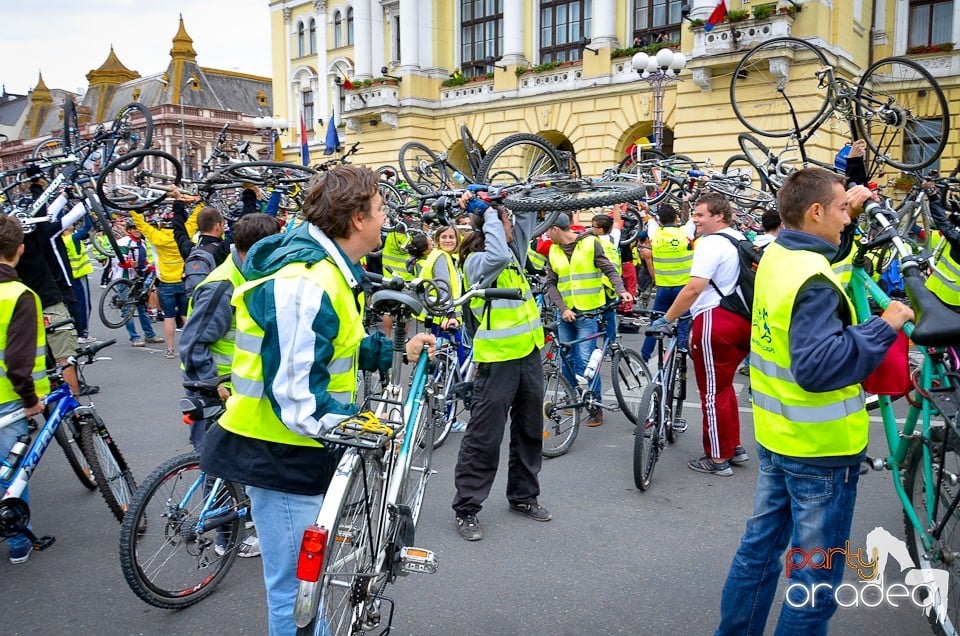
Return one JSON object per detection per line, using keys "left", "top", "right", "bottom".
{"left": 691, "top": 12, "right": 796, "bottom": 58}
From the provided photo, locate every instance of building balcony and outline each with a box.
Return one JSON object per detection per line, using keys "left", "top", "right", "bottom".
{"left": 691, "top": 12, "right": 796, "bottom": 59}
{"left": 439, "top": 78, "right": 494, "bottom": 108}
{"left": 342, "top": 82, "right": 400, "bottom": 130}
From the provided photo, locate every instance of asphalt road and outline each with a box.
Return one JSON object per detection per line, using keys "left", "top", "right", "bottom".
{"left": 0, "top": 283, "right": 933, "bottom": 635}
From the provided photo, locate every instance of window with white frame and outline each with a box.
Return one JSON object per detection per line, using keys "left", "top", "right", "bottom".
{"left": 335, "top": 11, "right": 343, "bottom": 47}
{"left": 302, "top": 89, "right": 315, "bottom": 134}
{"left": 908, "top": 0, "right": 954, "bottom": 48}
{"left": 297, "top": 21, "right": 306, "bottom": 57}
{"left": 347, "top": 8, "right": 355, "bottom": 45}
{"left": 309, "top": 19, "right": 317, "bottom": 53}
{"left": 904, "top": 117, "right": 943, "bottom": 171}
{"left": 540, "top": 0, "right": 592, "bottom": 63}
{"left": 461, "top": 0, "right": 503, "bottom": 78}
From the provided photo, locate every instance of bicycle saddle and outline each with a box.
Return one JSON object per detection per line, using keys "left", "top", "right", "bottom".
{"left": 905, "top": 276, "right": 960, "bottom": 347}
{"left": 371, "top": 289, "right": 424, "bottom": 316}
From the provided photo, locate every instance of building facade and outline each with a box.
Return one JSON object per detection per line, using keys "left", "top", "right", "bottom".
{"left": 270, "top": 0, "right": 958, "bottom": 180}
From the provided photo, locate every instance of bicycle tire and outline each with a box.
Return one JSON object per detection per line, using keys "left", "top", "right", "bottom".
{"left": 378, "top": 180, "right": 403, "bottom": 215}
{"left": 633, "top": 383, "right": 662, "bottom": 490}
{"left": 89, "top": 230, "right": 116, "bottom": 259}
{"left": 667, "top": 356, "right": 686, "bottom": 445}
{"left": 221, "top": 161, "right": 317, "bottom": 185}
{"left": 376, "top": 164, "right": 400, "bottom": 184}
{"left": 96, "top": 149, "right": 182, "bottom": 211}
{"left": 61, "top": 99, "right": 81, "bottom": 153}
{"left": 612, "top": 347, "right": 651, "bottom": 426}
{"left": 79, "top": 411, "right": 137, "bottom": 522}
{"left": 399, "top": 142, "right": 448, "bottom": 194}
{"left": 31, "top": 136, "right": 66, "bottom": 161}
{"left": 429, "top": 353, "right": 457, "bottom": 450}
{"left": 730, "top": 37, "right": 832, "bottom": 138}
{"left": 506, "top": 180, "right": 650, "bottom": 235}
{"left": 460, "top": 124, "right": 484, "bottom": 179}
{"left": 475, "top": 133, "right": 563, "bottom": 186}
{"left": 723, "top": 154, "right": 768, "bottom": 193}
{"left": 902, "top": 435, "right": 960, "bottom": 635}
{"left": 705, "top": 176, "right": 777, "bottom": 208}
{"left": 85, "top": 189, "right": 125, "bottom": 259}
{"left": 399, "top": 394, "right": 434, "bottom": 525}
{"left": 107, "top": 102, "right": 154, "bottom": 170}
{"left": 99, "top": 278, "right": 137, "bottom": 329}
{"left": 736, "top": 134, "right": 780, "bottom": 191}
{"left": 856, "top": 56, "right": 950, "bottom": 172}
{"left": 119, "top": 452, "right": 244, "bottom": 609}
{"left": 542, "top": 363, "right": 580, "bottom": 458}
{"left": 54, "top": 416, "right": 98, "bottom": 490}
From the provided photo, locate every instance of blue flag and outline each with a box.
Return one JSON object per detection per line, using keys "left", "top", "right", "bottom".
{"left": 323, "top": 111, "right": 340, "bottom": 156}
{"left": 299, "top": 112, "right": 310, "bottom": 166}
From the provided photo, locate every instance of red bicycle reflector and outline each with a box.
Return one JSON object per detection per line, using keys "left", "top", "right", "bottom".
{"left": 182, "top": 415, "right": 194, "bottom": 425}
{"left": 296, "top": 525, "right": 329, "bottom": 582}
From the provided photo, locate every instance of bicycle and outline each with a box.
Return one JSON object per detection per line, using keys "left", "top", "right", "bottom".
{"left": 633, "top": 318, "right": 690, "bottom": 490}
{"left": 541, "top": 301, "right": 651, "bottom": 457}
{"left": 730, "top": 37, "right": 950, "bottom": 180}
{"left": 118, "top": 374, "right": 252, "bottom": 609}
{"left": 292, "top": 282, "right": 519, "bottom": 635}
{"left": 98, "top": 265, "right": 158, "bottom": 329}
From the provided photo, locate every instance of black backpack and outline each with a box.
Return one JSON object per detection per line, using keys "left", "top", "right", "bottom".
{"left": 183, "top": 244, "right": 218, "bottom": 298}
{"left": 707, "top": 232, "right": 765, "bottom": 320}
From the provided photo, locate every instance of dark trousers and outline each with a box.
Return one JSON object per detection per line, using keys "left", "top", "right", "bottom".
{"left": 452, "top": 347, "right": 544, "bottom": 515}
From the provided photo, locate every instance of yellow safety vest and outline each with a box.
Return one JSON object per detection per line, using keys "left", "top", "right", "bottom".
{"left": 467, "top": 263, "right": 544, "bottom": 364}
{"left": 418, "top": 248, "right": 462, "bottom": 322}
{"left": 381, "top": 231, "right": 411, "bottom": 281}
{"left": 0, "top": 281, "right": 50, "bottom": 403}
{"left": 651, "top": 225, "right": 692, "bottom": 287}
{"left": 750, "top": 242, "right": 868, "bottom": 457}
{"left": 926, "top": 232, "right": 960, "bottom": 307}
{"left": 548, "top": 237, "right": 606, "bottom": 311}
{"left": 218, "top": 259, "right": 363, "bottom": 447}
{"left": 186, "top": 257, "right": 246, "bottom": 378}
{"left": 830, "top": 249, "right": 855, "bottom": 288}
{"left": 526, "top": 245, "right": 547, "bottom": 272}
{"left": 596, "top": 235, "right": 621, "bottom": 297}
{"left": 64, "top": 235, "right": 95, "bottom": 279}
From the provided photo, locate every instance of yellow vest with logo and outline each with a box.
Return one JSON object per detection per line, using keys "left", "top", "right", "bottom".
{"left": 0, "top": 281, "right": 51, "bottom": 403}
{"left": 750, "top": 242, "right": 868, "bottom": 457}
{"left": 186, "top": 257, "right": 246, "bottom": 378}
{"left": 926, "top": 233, "right": 960, "bottom": 307}
{"left": 65, "top": 235, "right": 94, "bottom": 279}
{"left": 651, "top": 225, "right": 692, "bottom": 287}
{"left": 218, "top": 259, "right": 364, "bottom": 447}
{"left": 467, "top": 263, "right": 544, "bottom": 363}
{"left": 548, "top": 237, "right": 606, "bottom": 311}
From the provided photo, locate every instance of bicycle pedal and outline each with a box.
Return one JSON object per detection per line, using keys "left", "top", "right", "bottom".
{"left": 399, "top": 546, "right": 439, "bottom": 574}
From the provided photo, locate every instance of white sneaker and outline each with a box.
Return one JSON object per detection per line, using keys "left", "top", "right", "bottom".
{"left": 238, "top": 535, "right": 261, "bottom": 558}
{"left": 77, "top": 336, "right": 97, "bottom": 345}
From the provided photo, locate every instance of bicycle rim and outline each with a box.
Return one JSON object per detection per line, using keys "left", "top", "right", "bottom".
{"left": 222, "top": 161, "right": 316, "bottom": 185}
{"left": 730, "top": 37, "right": 831, "bottom": 138}
{"left": 400, "top": 398, "right": 433, "bottom": 525}
{"left": 634, "top": 384, "right": 662, "bottom": 490}
{"left": 96, "top": 149, "right": 182, "bottom": 211}
{"left": 99, "top": 279, "right": 137, "bottom": 328}
{"left": 723, "top": 155, "right": 767, "bottom": 192}
{"left": 119, "top": 453, "right": 244, "bottom": 608}
{"left": 108, "top": 102, "right": 154, "bottom": 169}
{"left": 612, "top": 348, "right": 651, "bottom": 426}
{"left": 429, "top": 355, "right": 457, "bottom": 450}
{"left": 476, "top": 133, "right": 563, "bottom": 185}
{"left": 506, "top": 180, "right": 650, "bottom": 235}
{"left": 542, "top": 365, "right": 580, "bottom": 457}
{"left": 54, "top": 417, "right": 97, "bottom": 490}
{"left": 398, "top": 142, "right": 447, "bottom": 195}
{"left": 79, "top": 413, "right": 136, "bottom": 522}
{"left": 856, "top": 56, "right": 950, "bottom": 172}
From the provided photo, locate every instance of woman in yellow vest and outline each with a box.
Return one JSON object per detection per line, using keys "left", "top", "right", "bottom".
{"left": 419, "top": 225, "right": 463, "bottom": 329}
{"left": 715, "top": 168, "right": 913, "bottom": 635}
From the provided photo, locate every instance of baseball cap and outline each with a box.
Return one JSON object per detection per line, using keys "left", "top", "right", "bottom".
{"left": 552, "top": 213, "right": 571, "bottom": 230}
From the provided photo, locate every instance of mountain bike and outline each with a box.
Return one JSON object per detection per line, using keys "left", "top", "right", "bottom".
{"left": 118, "top": 374, "right": 251, "bottom": 609}
{"left": 424, "top": 323, "right": 473, "bottom": 449}
{"left": 541, "top": 302, "right": 651, "bottom": 457}
{"left": 98, "top": 266, "right": 158, "bottom": 329}
{"left": 292, "top": 282, "right": 520, "bottom": 635}
{"left": 633, "top": 318, "right": 690, "bottom": 490}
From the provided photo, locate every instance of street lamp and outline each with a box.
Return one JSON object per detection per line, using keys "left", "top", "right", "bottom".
{"left": 631, "top": 48, "right": 687, "bottom": 153}
{"left": 253, "top": 116, "right": 289, "bottom": 160}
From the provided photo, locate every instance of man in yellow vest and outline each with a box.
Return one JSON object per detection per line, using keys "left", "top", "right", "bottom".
{"left": 714, "top": 167, "right": 913, "bottom": 635}
{"left": 545, "top": 213, "right": 632, "bottom": 426}
{"left": 922, "top": 178, "right": 960, "bottom": 308}
{"left": 0, "top": 213, "right": 50, "bottom": 564}
{"left": 452, "top": 193, "right": 550, "bottom": 541}
{"left": 63, "top": 221, "right": 96, "bottom": 345}
{"left": 199, "top": 166, "right": 433, "bottom": 635}
{"left": 640, "top": 203, "right": 692, "bottom": 364}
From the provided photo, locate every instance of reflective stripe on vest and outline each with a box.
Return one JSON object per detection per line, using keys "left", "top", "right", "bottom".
{"left": 381, "top": 232, "right": 411, "bottom": 280}
{"left": 651, "top": 225, "right": 692, "bottom": 287}
{"left": 186, "top": 257, "right": 246, "bottom": 379}
{"left": 65, "top": 235, "right": 94, "bottom": 278}
{"left": 468, "top": 264, "right": 544, "bottom": 364}
{"left": 750, "top": 242, "right": 868, "bottom": 457}
{"left": 548, "top": 237, "right": 606, "bottom": 311}
{"left": 218, "top": 259, "right": 364, "bottom": 447}
{"left": 926, "top": 233, "right": 960, "bottom": 306}
{"left": 0, "top": 282, "right": 51, "bottom": 402}
{"left": 831, "top": 250, "right": 855, "bottom": 288}
{"left": 527, "top": 245, "right": 547, "bottom": 272}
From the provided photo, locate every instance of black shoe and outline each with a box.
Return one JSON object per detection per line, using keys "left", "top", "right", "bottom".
{"left": 508, "top": 502, "right": 553, "bottom": 522}
{"left": 79, "top": 384, "right": 100, "bottom": 396}
{"left": 456, "top": 513, "right": 482, "bottom": 541}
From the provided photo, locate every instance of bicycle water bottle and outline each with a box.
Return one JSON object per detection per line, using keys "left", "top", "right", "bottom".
{"left": 452, "top": 171, "right": 466, "bottom": 184}
{"left": 0, "top": 434, "right": 31, "bottom": 482}
{"left": 583, "top": 349, "right": 604, "bottom": 381}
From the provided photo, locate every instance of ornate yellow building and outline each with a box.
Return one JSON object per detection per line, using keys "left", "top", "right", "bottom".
{"left": 269, "top": 1, "right": 958, "bottom": 178}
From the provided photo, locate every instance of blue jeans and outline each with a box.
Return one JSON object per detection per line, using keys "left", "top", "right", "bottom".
{"left": 715, "top": 445, "right": 861, "bottom": 636}
{"left": 557, "top": 315, "right": 600, "bottom": 393}
{"left": 640, "top": 285, "right": 690, "bottom": 362}
{"left": 125, "top": 304, "right": 157, "bottom": 342}
{"left": 0, "top": 409, "right": 31, "bottom": 555}
{"left": 159, "top": 281, "right": 188, "bottom": 319}
{"left": 601, "top": 303, "right": 617, "bottom": 349}
{"left": 72, "top": 275, "right": 91, "bottom": 338}
{"left": 246, "top": 485, "right": 325, "bottom": 636}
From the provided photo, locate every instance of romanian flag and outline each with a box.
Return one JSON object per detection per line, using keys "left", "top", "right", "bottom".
{"left": 300, "top": 111, "right": 310, "bottom": 166}
{"left": 340, "top": 70, "right": 355, "bottom": 90}
{"left": 704, "top": 1, "right": 727, "bottom": 32}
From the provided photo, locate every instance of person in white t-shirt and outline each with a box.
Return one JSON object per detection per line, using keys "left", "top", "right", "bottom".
{"left": 654, "top": 192, "right": 751, "bottom": 476}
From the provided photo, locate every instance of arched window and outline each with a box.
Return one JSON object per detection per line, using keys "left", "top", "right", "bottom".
{"left": 347, "top": 8, "right": 355, "bottom": 45}
{"left": 309, "top": 19, "right": 317, "bottom": 53}
{"left": 334, "top": 11, "right": 343, "bottom": 48}
{"left": 297, "top": 21, "right": 305, "bottom": 57}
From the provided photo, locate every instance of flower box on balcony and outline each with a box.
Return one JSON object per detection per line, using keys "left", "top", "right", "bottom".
{"left": 906, "top": 42, "right": 955, "bottom": 55}
{"left": 691, "top": 11, "right": 796, "bottom": 57}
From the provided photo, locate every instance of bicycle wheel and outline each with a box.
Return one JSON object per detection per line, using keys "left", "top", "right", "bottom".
{"left": 730, "top": 37, "right": 832, "bottom": 138}
{"left": 119, "top": 452, "right": 244, "bottom": 609}
{"left": 613, "top": 152, "right": 677, "bottom": 206}
{"left": 377, "top": 164, "right": 400, "bottom": 184}
{"left": 461, "top": 125, "right": 484, "bottom": 178}
{"left": 99, "top": 278, "right": 137, "bottom": 328}
{"left": 736, "top": 134, "right": 780, "bottom": 191}
{"left": 634, "top": 383, "right": 662, "bottom": 490}
{"left": 96, "top": 149, "right": 182, "bottom": 211}
{"left": 221, "top": 161, "right": 317, "bottom": 185}
{"left": 54, "top": 415, "right": 97, "bottom": 490}
{"left": 399, "top": 396, "right": 434, "bottom": 525}
{"left": 31, "top": 136, "right": 65, "bottom": 160}
{"left": 475, "top": 133, "right": 563, "bottom": 185}
{"left": 399, "top": 142, "right": 448, "bottom": 194}
{"left": 723, "top": 154, "right": 768, "bottom": 192}
{"left": 667, "top": 357, "right": 686, "bottom": 444}
{"left": 612, "top": 347, "right": 651, "bottom": 426}
{"left": 856, "top": 56, "right": 950, "bottom": 172}
{"left": 305, "top": 452, "right": 386, "bottom": 636}
{"left": 79, "top": 411, "right": 137, "bottom": 522}
{"left": 542, "top": 363, "right": 580, "bottom": 458}
{"left": 61, "top": 99, "right": 81, "bottom": 153}
{"left": 903, "top": 434, "right": 960, "bottom": 635}
{"left": 85, "top": 189, "right": 126, "bottom": 259}
{"left": 506, "top": 180, "right": 650, "bottom": 235}
{"left": 706, "top": 175, "right": 777, "bottom": 208}
{"left": 378, "top": 180, "right": 403, "bottom": 215}
{"left": 107, "top": 102, "right": 154, "bottom": 169}
{"left": 428, "top": 353, "right": 457, "bottom": 450}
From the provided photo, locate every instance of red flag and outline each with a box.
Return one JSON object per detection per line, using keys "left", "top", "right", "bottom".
{"left": 704, "top": 1, "right": 727, "bottom": 32}
{"left": 340, "top": 71, "right": 355, "bottom": 90}
{"left": 300, "top": 111, "right": 311, "bottom": 166}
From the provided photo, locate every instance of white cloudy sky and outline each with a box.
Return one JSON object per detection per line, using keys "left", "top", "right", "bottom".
{"left": 2, "top": 0, "right": 273, "bottom": 95}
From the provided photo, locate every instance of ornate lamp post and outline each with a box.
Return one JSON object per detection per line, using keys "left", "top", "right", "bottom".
{"left": 631, "top": 48, "right": 687, "bottom": 153}
{"left": 252, "top": 116, "right": 289, "bottom": 160}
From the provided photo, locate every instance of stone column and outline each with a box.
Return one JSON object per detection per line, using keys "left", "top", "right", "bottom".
{"left": 313, "top": 1, "right": 329, "bottom": 126}
{"left": 398, "top": 0, "right": 419, "bottom": 72}
{"left": 353, "top": 0, "right": 373, "bottom": 79}
{"left": 591, "top": 0, "right": 618, "bottom": 49}
{"left": 370, "top": 2, "right": 386, "bottom": 76}
{"left": 501, "top": 0, "right": 527, "bottom": 66}
{"left": 283, "top": 7, "right": 294, "bottom": 145}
